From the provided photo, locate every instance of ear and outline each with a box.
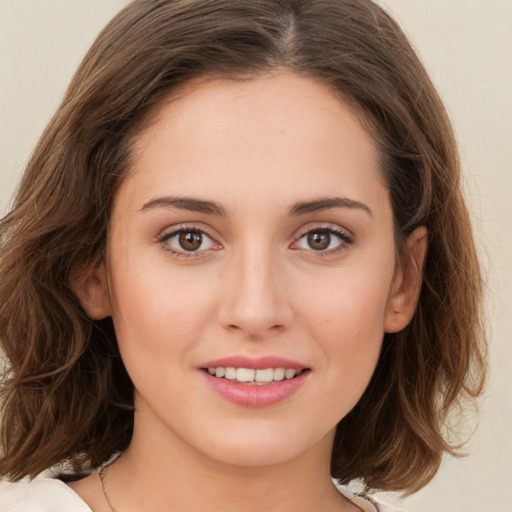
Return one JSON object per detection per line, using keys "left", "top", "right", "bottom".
{"left": 384, "top": 226, "right": 428, "bottom": 333}
{"left": 70, "top": 261, "right": 112, "bottom": 320}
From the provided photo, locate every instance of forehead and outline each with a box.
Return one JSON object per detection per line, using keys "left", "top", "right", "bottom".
{"left": 122, "top": 72, "right": 389, "bottom": 217}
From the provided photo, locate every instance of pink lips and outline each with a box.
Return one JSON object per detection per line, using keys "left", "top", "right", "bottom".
{"left": 200, "top": 355, "right": 310, "bottom": 407}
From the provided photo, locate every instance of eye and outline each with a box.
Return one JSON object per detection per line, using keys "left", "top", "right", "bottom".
{"left": 293, "top": 227, "right": 352, "bottom": 253}
{"left": 160, "top": 227, "right": 219, "bottom": 256}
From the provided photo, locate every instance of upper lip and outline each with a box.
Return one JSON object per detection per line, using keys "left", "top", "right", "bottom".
{"left": 200, "top": 355, "right": 308, "bottom": 371}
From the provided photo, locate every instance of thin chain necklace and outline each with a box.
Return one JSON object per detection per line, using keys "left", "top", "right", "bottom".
{"left": 99, "top": 466, "right": 117, "bottom": 512}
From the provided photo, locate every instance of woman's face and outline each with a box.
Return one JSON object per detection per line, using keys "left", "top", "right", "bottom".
{"left": 87, "top": 73, "right": 417, "bottom": 469}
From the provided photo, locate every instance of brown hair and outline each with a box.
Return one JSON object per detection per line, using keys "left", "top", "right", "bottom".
{"left": 0, "top": 0, "right": 486, "bottom": 493}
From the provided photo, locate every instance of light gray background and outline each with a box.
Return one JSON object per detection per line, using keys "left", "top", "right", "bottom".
{"left": 1, "top": 2, "right": 510, "bottom": 511}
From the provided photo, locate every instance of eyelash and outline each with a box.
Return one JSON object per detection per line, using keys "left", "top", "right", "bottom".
{"left": 291, "top": 225, "right": 353, "bottom": 257}
{"left": 158, "top": 225, "right": 220, "bottom": 259}
{"left": 158, "top": 224, "right": 353, "bottom": 259}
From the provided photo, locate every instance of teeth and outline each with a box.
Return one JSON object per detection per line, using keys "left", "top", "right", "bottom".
{"left": 236, "top": 368, "right": 255, "bottom": 382}
{"left": 206, "top": 367, "right": 303, "bottom": 384}
{"left": 255, "top": 368, "right": 274, "bottom": 383}
{"left": 285, "top": 369, "right": 296, "bottom": 380}
{"left": 273, "top": 368, "right": 285, "bottom": 381}
{"left": 225, "top": 367, "right": 237, "bottom": 380}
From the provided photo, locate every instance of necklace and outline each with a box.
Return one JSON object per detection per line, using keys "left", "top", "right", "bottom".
{"left": 99, "top": 466, "right": 117, "bottom": 512}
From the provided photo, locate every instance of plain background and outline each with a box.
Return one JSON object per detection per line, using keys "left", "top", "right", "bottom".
{"left": 0, "top": 2, "right": 510, "bottom": 511}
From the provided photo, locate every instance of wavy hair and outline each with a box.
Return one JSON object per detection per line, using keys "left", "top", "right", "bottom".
{"left": 0, "top": 0, "right": 486, "bottom": 493}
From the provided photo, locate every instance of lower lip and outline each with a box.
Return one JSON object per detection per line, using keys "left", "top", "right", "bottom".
{"left": 201, "top": 370, "right": 309, "bottom": 407}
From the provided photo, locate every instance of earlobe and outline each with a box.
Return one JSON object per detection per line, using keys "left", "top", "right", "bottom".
{"left": 384, "top": 226, "right": 428, "bottom": 333}
{"left": 70, "top": 261, "right": 112, "bottom": 320}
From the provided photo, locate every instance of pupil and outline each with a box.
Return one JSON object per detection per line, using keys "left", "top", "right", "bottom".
{"left": 179, "top": 231, "right": 202, "bottom": 251}
{"left": 307, "top": 231, "right": 330, "bottom": 250}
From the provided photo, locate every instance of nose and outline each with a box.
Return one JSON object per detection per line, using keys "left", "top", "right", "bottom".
{"left": 217, "top": 246, "right": 293, "bottom": 339}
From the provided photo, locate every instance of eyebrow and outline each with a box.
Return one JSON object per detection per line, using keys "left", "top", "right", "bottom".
{"left": 140, "top": 196, "right": 227, "bottom": 216}
{"left": 289, "top": 197, "right": 373, "bottom": 218}
{"left": 140, "top": 195, "right": 372, "bottom": 218}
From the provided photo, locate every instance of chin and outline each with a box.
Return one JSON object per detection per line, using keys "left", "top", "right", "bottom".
{"left": 196, "top": 422, "right": 334, "bottom": 469}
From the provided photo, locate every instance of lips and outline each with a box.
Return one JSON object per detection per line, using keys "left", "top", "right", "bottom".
{"left": 200, "top": 356, "right": 310, "bottom": 407}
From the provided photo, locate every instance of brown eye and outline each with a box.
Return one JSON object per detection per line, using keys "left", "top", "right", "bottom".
{"left": 179, "top": 231, "right": 203, "bottom": 251}
{"left": 306, "top": 230, "right": 331, "bottom": 251}
{"left": 161, "top": 228, "right": 217, "bottom": 255}
{"left": 293, "top": 227, "right": 351, "bottom": 255}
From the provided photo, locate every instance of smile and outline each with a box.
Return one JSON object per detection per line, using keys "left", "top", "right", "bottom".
{"left": 201, "top": 368, "right": 310, "bottom": 407}
{"left": 206, "top": 367, "right": 305, "bottom": 385}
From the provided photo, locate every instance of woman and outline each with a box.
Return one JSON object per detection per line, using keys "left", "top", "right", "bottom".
{"left": 0, "top": 1, "right": 486, "bottom": 511}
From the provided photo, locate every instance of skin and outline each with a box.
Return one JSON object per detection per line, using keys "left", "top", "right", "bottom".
{"left": 72, "top": 72, "right": 426, "bottom": 511}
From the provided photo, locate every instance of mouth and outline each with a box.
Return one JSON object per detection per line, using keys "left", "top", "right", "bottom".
{"left": 199, "top": 357, "right": 311, "bottom": 406}
{"left": 202, "top": 367, "right": 309, "bottom": 385}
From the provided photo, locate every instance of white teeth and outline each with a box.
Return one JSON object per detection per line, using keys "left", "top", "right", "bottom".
{"left": 206, "top": 366, "right": 302, "bottom": 383}
{"left": 236, "top": 368, "right": 256, "bottom": 382}
{"left": 255, "top": 368, "right": 274, "bottom": 383}
{"left": 285, "top": 369, "right": 296, "bottom": 380}
{"left": 225, "top": 367, "right": 236, "bottom": 380}
{"left": 273, "top": 368, "right": 285, "bottom": 381}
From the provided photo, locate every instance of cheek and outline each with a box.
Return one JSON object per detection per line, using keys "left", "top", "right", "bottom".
{"left": 297, "top": 257, "right": 395, "bottom": 393}
{"left": 107, "top": 257, "right": 218, "bottom": 377}
{"left": 301, "top": 261, "right": 394, "bottom": 339}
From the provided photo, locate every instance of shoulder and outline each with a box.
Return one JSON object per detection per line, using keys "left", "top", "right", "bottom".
{"left": 0, "top": 477, "right": 92, "bottom": 512}
{"left": 336, "top": 485, "right": 408, "bottom": 512}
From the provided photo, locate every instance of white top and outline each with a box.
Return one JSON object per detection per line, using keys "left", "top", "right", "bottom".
{"left": 0, "top": 477, "right": 407, "bottom": 512}
{"left": 0, "top": 478, "right": 91, "bottom": 512}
